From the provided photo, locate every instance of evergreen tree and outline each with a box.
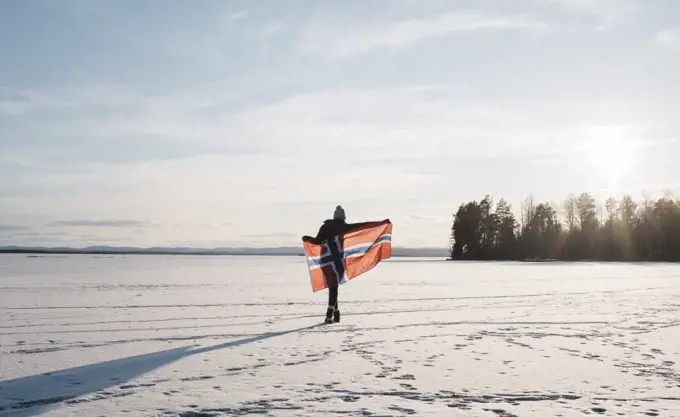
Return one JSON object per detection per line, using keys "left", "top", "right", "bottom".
{"left": 449, "top": 192, "right": 680, "bottom": 262}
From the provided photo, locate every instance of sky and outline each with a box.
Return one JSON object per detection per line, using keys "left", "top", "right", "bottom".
{"left": 1, "top": 0, "right": 679, "bottom": 249}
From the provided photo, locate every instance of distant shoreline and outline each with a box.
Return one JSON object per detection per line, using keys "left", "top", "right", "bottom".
{"left": 1, "top": 250, "right": 301, "bottom": 256}
{"left": 0, "top": 248, "right": 448, "bottom": 257}
{"left": 3, "top": 251, "right": 677, "bottom": 262}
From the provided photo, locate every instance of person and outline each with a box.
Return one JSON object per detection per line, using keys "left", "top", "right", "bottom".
{"left": 303, "top": 205, "right": 380, "bottom": 324}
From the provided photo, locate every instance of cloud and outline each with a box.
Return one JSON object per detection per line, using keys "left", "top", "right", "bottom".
{"left": 225, "top": 86, "right": 637, "bottom": 163}
{"left": 653, "top": 29, "right": 679, "bottom": 49}
{"left": 407, "top": 214, "right": 451, "bottom": 222}
{"left": 0, "top": 231, "right": 130, "bottom": 246}
{"left": 5, "top": 83, "right": 665, "bottom": 216}
{"left": 0, "top": 225, "right": 30, "bottom": 232}
{"left": 3, "top": 82, "right": 588, "bottom": 174}
{"left": 258, "top": 22, "right": 285, "bottom": 42}
{"left": 228, "top": 10, "right": 248, "bottom": 22}
{"left": 242, "top": 232, "right": 299, "bottom": 239}
{"left": 0, "top": 89, "right": 63, "bottom": 115}
{"left": 548, "top": 0, "right": 638, "bottom": 30}
{"left": 0, "top": 84, "right": 262, "bottom": 166}
{"left": 295, "top": 10, "right": 547, "bottom": 59}
{"left": 0, "top": 85, "right": 135, "bottom": 116}
{"left": 48, "top": 220, "right": 155, "bottom": 228}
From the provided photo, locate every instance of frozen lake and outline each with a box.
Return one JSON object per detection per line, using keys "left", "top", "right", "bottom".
{"left": 1, "top": 254, "right": 679, "bottom": 416}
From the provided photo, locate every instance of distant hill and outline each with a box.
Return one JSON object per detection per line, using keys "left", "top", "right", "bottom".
{"left": 0, "top": 245, "right": 449, "bottom": 257}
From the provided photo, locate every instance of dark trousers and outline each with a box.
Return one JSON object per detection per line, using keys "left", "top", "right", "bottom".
{"left": 328, "top": 285, "right": 338, "bottom": 309}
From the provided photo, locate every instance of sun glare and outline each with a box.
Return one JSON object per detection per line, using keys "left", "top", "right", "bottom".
{"left": 586, "top": 128, "right": 635, "bottom": 183}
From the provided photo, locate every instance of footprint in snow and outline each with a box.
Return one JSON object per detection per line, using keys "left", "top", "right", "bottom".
{"left": 388, "top": 405, "right": 416, "bottom": 415}
{"left": 342, "top": 395, "right": 360, "bottom": 403}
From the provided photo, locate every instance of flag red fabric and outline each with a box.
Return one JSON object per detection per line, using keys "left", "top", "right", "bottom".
{"left": 302, "top": 220, "right": 392, "bottom": 292}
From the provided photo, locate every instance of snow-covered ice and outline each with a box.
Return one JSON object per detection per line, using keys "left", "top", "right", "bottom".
{"left": 1, "top": 254, "right": 679, "bottom": 416}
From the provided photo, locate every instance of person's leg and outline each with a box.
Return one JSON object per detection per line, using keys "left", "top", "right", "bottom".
{"left": 328, "top": 285, "right": 338, "bottom": 307}
{"left": 326, "top": 284, "right": 338, "bottom": 323}
{"left": 332, "top": 285, "right": 340, "bottom": 322}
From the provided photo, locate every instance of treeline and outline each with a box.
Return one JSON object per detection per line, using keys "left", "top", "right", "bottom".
{"left": 449, "top": 193, "right": 680, "bottom": 262}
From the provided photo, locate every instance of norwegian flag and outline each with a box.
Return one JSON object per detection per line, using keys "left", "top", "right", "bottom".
{"left": 302, "top": 220, "right": 392, "bottom": 292}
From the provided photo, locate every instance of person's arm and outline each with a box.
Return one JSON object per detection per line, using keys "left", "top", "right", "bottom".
{"left": 302, "top": 224, "right": 327, "bottom": 244}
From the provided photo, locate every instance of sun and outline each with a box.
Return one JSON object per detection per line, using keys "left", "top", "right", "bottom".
{"left": 586, "top": 127, "right": 635, "bottom": 183}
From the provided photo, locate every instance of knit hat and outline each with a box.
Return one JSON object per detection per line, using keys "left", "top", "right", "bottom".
{"left": 333, "top": 205, "right": 346, "bottom": 221}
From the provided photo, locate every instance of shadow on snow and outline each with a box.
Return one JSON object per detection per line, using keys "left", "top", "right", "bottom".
{"left": 0, "top": 323, "right": 321, "bottom": 416}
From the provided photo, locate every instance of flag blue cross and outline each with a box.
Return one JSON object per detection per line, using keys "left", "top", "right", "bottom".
{"left": 325, "top": 236, "right": 345, "bottom": 285}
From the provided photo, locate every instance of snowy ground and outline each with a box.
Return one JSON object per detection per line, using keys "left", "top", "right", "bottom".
{"left": 1, "top": 255, "right": 679, "bottom": 417}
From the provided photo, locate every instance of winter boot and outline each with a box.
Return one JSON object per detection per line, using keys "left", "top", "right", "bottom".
{"left": 324, "top": 306, "right": 334, "bottom": 324}
{"left": 333, "top": 307, "right": 340, "bottom": 323}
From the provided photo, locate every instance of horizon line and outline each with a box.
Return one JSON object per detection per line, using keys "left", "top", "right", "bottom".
{"left": 0, "top": 245, "right": 450, "bottom": 257}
